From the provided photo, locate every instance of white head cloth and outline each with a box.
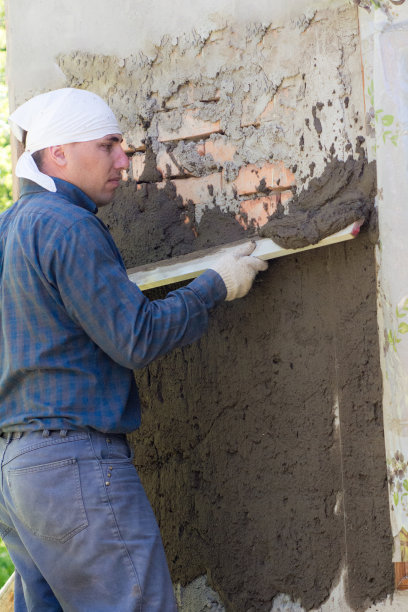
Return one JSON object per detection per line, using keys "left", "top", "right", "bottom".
{"left": 9, "top": 88, "right": 122, "bottom": 192}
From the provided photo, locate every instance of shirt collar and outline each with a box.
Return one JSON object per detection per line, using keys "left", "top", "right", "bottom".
{"left": 19, "top": 177, "right": 98, "bottom": 214}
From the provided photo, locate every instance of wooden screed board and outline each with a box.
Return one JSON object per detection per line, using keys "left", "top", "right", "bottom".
{"left": 127, "top": 220, "right": 363, "bottom": 291}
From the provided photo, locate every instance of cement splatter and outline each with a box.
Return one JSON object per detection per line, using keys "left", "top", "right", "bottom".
{"left": 259, "top": 157, "right": 377, "bottom": 249}
{"left": 100, "top": 180, "right": 247, "bottom": 268}
{"left": 100, "top": 181, "right": 194, "bottom": 267}
{"left": 193, "top": 206, "right": 248, "bottom": 250}
{"left": 170, "top": 141, "right": 221, "bottom": 177}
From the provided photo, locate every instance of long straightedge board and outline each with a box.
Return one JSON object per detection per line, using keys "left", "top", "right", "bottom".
{"left": 127, "top": 220, "right": 363, "bottom": 291}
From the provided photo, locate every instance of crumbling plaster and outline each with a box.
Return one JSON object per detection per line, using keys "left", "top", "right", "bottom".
{"left": 55, "top": 3, "right": 365, "bottom": 219}
{"left": 49, "top": 2, "right": 371, "bottom": 271}
{"left": 5, "top": 0, "right": 338, "bottom": 106}
{"left": 6, "top": 1, "right": 368, "bottom": 242}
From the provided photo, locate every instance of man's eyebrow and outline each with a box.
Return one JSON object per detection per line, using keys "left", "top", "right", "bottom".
{"left": 102, "top": 135, "right": 123, "bottom": 143}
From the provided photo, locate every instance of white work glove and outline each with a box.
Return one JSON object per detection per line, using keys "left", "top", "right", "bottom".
{"left": 211, "top": 242, "right": 268, "bottom": 301}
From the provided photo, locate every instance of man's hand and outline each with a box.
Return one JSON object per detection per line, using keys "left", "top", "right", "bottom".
{"left": 211, "top": 242, "right": 268, "bottom": 301}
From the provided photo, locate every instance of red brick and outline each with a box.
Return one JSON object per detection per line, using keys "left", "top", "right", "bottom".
{"left": 205, "top": 138, "right": 236, "bottom": 164}
{"left": 157, "top": 109, "right": 221, "bottom": 143}
{"left": 237, "top": 196, "right": 279, "bottom": 229}
{"left": 237, "top": 191, "right": 292, "bottom": 229}
{"left": 159, "top": 173, "right": 222, "bottom": 206}
{"left": 234, "top": 162, "right": 295, "bottom": 196}
{"left": 280, "top": 191, "right": 293, "bottom": 207}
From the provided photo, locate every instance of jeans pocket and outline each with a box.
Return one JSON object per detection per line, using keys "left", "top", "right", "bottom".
{"left": 95, "top": 434, "right": 134, "bottom": 462}
{"left": 7, "top": 458, "right": 88, "bottom": 543}
{"left": 107, "top": 436, "right": 134, "bottom": 462}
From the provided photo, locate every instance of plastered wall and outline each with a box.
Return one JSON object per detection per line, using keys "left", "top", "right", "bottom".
{"left": 59, "top": 3, "right": 371, "bottom": 263}
{"left": 5, "top": 1, "right": 393, "bottom": 610}
{"left": 131, "top": 234, "right": 390, "bottom": 612}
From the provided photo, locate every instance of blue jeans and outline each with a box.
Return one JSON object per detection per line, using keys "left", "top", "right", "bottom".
{"left": 0, "top": 430, "right": 177, "bottom": 611}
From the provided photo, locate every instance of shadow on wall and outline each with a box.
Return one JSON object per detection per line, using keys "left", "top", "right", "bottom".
{"left": 128, "top": 234, "right": 393, "bottom": 612}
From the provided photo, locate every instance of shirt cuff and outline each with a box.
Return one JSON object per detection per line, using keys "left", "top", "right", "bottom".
{"left": 187, "top": 269, "right": 227, "bottom": 307}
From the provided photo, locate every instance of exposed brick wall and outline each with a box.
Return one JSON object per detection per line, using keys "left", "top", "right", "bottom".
{"left": 129, "top": 117, "right": 296, "bottom": 232}
{"left": 59, "top": 5, "right": 365, "bottom": 245}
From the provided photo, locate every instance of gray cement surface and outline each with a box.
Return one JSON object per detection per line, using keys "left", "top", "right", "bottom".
{"left": 127, "top": 234, "right": 392, "bottom": 611}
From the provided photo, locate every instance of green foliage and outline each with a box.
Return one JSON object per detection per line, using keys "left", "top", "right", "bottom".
{"left": 388, "top": 329, "right": 401, "bottom": 351}
{"left": 0, "top": 3, "right": 13, "bottom": 582}
{"left": 368, "top": 80, "right": 374, "bottom": 107}
{"left": 396, "top": 299, "right": 408, "bottom": 318}
{"left": 368, "top": 79, "right": 399, "bottom": 148}
{"left": 0, "top": 0, "right": 12, "bottom": 212}
{"left": 0, "top": 539, "right": 13, "bottom": 589}
{"left": 388, "top": 299, "right": 408, "bottom": 351}
{"left": 381, "top": 114, "right": 394, "bottom": 127}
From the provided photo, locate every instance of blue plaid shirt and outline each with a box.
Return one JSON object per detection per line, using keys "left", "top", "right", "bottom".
{"left": 0, "top": 178, "right": 226, "bottom": 433}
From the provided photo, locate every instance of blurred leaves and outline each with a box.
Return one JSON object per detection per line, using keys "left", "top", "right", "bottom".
{"left": 0, "top": 540, "right": 13, "bottom": 589}
{"left": 0, "top": 0, "right": 12, "bottom": 212}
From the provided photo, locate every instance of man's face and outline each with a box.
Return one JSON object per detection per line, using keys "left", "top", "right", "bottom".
{"left": 63, "top": 134, "right": 129, "bottom": 207}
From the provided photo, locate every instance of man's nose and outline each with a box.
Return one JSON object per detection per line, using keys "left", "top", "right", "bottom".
{"left": 115, "top": 147, "right": 130, "bottom": 170}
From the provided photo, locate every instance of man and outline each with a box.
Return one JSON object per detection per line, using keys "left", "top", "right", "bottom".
{"left": 0, "top": 88, "right": 267, "bottom": 611}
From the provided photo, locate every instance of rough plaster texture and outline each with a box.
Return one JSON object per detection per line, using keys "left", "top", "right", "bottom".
{"left": 57, "top": 3, "right": 365, "bottom": 236}
{"left": 260, "top": 156, "right": 376, "bottom": 249}
{"left": 129, "top": 235, "right": 392, "bottom": 611}
{"left": 5, "top": 0, "right": 340, "bottom": 106}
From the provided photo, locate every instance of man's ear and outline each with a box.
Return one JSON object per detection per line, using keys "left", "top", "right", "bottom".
{"left": 47, "top": 145, "right": 67, "bottom": 167}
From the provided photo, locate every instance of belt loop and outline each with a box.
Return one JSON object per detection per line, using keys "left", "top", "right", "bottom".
{"left": 59, "top": 429, "right": 67, "bottom": 437}
{"left": 14, "top": 432, "right": 22, "bottom": 439}
{"left": 6, "top": 433, "right": 11, "bottom": 442}
{"left": 42, "top": 429, "right": 50, "bottom": 438}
